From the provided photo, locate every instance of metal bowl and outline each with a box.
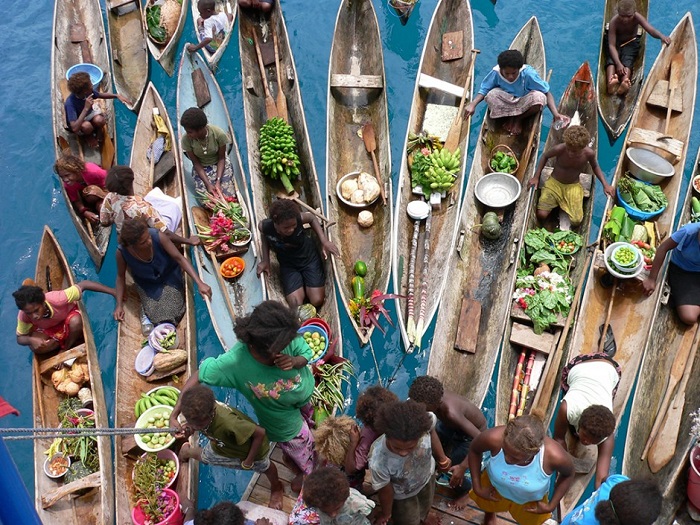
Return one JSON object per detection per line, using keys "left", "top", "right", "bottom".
{"left": 626, "top": 147, "right": 674, "bottom": 184}
{"left": 474, "top": 172, "right": 522, "bottom": 208}
{"left": 336, "top": 172, "right": 379, "bottom": 208}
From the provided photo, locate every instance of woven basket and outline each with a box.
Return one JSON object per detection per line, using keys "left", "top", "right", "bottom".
{"left": 159, "top": 0, "right": 182, "bottom": 42}
{"left": 488, "top": 144, "right": 519, "bottom": 174}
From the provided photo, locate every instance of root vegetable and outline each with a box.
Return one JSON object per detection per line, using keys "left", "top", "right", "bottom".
{"left": 357, "top": 211, "right": 374, "bottom": 228}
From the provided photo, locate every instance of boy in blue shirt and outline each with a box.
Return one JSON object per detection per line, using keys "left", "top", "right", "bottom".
{"left": 464, "top": 49, "right": 568, "bottom": 136}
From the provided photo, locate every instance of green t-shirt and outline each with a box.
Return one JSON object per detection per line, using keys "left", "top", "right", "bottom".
{"left": 204, "top": 402, "right": 270, "bottom": 460}
{"left": 199, "top": 337, "right": 314, "bottom": 442}
{"left": 181, "top": 124, "right": 230, "bottom": 167}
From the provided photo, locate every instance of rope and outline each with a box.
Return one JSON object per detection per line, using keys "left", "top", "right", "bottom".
{"left": 367, "top": 338, "right": 383, "bottom": 385}
{"left": 0, "top": 427, "right": 180, "bottom": 441}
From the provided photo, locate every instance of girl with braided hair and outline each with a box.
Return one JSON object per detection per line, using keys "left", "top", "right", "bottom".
{"left": 170, "top": 300, "right": 316, "bottom": 494}
{"left": 452, "top": 414, "right": 574, "bottom": 525}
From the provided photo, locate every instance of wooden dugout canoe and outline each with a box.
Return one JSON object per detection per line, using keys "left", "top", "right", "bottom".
{"left": 238, "top": 5, "right": 343, "bottom": 348}
{"left": 177, "top": 51, "right": 265, "bottom": 350}
{"left": 326, "top": 0, "right": 392, "bottom": 345}
{"left": 554, "top": 13, "right": 697, "bottom": 516}
{"left": 494, "top": 62, "right": 598, "bottom": 426}
{"left": 51, "top": 0, "right": 114, "bottom": 270}
{"left": 106, "top": 0, "right": 149, "bottom": 111}
{"left": 114, "top": 85, "right": 198, "bottom": 523}
{"left": 596, "top": 0, "right": 649, "bottom": 141}
{"left": 143, "top": 0, "right": 189, "bottom": 76}
{"left": 623, "top": 145, "right": 700, "bottom": 525}
{"left": 190, "top": 0, "right": 236, "bottom": 70}
{"left": 391, "top": 0, "right": 474, "bottom": 352}
{"left": 32, "top": 226, "right": 113, "bottom": 525}
{"left": 428, "top": 16, "right": 543, "bottom": 402}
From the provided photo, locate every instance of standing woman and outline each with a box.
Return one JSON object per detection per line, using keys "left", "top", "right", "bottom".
{"left": 643, "top": 221, "right": 700, "bottom": 325}
{"left": 180, "top": 107, "right": 236, "bottom": 199}
{"left": 113, "top": 217, "right": 212, "bottom": 326}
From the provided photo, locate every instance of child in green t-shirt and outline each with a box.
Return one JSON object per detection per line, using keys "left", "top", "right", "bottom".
{"left": 177, "top": 384, "right": 284, "bottom": 510}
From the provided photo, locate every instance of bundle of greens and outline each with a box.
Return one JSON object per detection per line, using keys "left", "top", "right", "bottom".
{"left": 602, "top": 206, "right": 638, "bottom": 243}
{"left": 618, "top": 175, "right": 668, "bottom": 212}
{"left": 518, "top": 228, "right": 582, "bottom": 276}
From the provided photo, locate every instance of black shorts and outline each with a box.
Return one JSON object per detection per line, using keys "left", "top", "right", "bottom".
{"left": 279, "top": 256, "right": 325, "bottom": 295}
{"left": 604, "top": 32, "right": 641, "bottom": 69}
{"left": 668, "top": 262, "right": 700, "bottom": 307}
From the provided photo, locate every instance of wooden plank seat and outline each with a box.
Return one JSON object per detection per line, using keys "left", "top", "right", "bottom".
{"left": 418, "top": 73, "right": 465, "bottom": 98}
{"left": 627, "top": 127, "right": 684, "bottom": 164}
{"left": 510, "top": 322, "right": 559, "bottom": 354}
{"left": 108, "top": 0, "right": 138, "bottom": 12}
{"left": 647, "top": 79, "right": 684, "bottom": 112}
{"left": 330, "top": 73, "right": 383, "bottom": 89}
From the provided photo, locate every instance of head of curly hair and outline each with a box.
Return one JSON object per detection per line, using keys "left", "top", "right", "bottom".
{"left": 194, "top": 501, "right": 244, "bottom": 525}
{"left": 269, "top": 199, "right": 301, "bottom": 225}
{"left": 233, "top": 300, "right": 300, "bottom": 358}
{"left": 498, "top": 49, "right": 524, "bottom": 70}
{"left": 617, "top": 0, "right": 636, "bottom": 16}
{"left": 180, "top": 384, "right": 216, "bottom": 429}
{"left": 408, "top": 376, "right": 444, "bottom": 409}
{"left": 503, "top": 414, "right": 545, "bottom": 455}
{"left": 594, "top": 479, "right": 661, "bottom": 525}
{"left": 105, "top": 165, "right": 135, "bottom": 195}
{"left": 579, "top": 405, "right": 615, "bottom": 443}
{"left": 180, "top": 107, "right": 208, "bottom": 131}
{"left": 355, "top": 385, "right": 398, "bottom": 429}
{"left": 563, "top": 125, "right": 590, "bottom": 151}
{"left": 313, "top": 416, "right": 356, "bottom": 466}
{"left": 54, "top": 153, "right": 86, "bottom": 178}
{"left": 67, "top": 72, "right": 92, "bottom": 95}
{"left": 302, "top": 467, "right": 350, "bottom": 511}
{"left": 376, "top": 400, "right": 432, "bottom": 441}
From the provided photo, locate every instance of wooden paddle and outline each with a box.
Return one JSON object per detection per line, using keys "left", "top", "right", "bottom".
{"left": 444, "top": 48, "right": 480, "bottom": 153}
{"left": 642, "top": 322, "right": 700, "bottom": 464}
{"left": 596, "top": 276, "right": 617, "bottom": 354}
{"left": 70, "top": 23, "right": 93, "bottom": 64}
{"left": 361, "top": 123, "right": 386, "bottom": 205}
{"left": 272, "top": 30, "right": 288, "bottom": 122}
{"left": 275, "top": 190, "right": 334, "bottom": 226}
{"left": 252, "top": 30, "right": 278, "bottom": 120}
{"left": 661, "top": 53, "right": 684, "bottom": 137}
{"left": 515, "top": 69, "right": 552, "bottom": 182}
{"left": 100, "top": 124, "right": 115, "bottom": 170}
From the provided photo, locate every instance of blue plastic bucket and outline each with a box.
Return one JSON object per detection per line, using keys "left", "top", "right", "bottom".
{"left": 65, "top": 63, "right": 104, "bottom": 89}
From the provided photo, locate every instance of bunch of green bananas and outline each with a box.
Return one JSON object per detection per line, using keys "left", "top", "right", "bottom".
{"left": 134, "top": 386, "right": 180, "bottom": 418}
{"left": 425, "top": 147, "right": 461, "bottom": 191}
{"left": 259, "top": 117, "right": 301, "bottom": 194}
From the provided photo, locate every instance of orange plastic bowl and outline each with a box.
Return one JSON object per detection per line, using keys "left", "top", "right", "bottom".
{"left": 220, "top": 257, "right": 245, "bottom": 279}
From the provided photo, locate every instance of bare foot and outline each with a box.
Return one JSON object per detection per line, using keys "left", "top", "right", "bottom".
{"left": 448, "top": 493, "right": 471, "bottom": 511}
{"left": 291, "top": 473, "right": 303, "bottom": 493}
{"left": 618, "top": 77, "right": 631, "bottom": 96}
{"left": 607, "top": 73, "right": 620, "bottom": 95}
{"left": 422, "top": 511, "right": 442, "bottom": 525}
{"left": 268, "top": 481, "right": 284, "bottom": 510}
{"left": 483, "top": 512, "right": 498, "bottom": 525}
{"left": 84, "top": 133, "right": 99, "bottom": 149}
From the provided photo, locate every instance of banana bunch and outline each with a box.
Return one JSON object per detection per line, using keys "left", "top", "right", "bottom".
{"left": 259, "top": 118, "right": 301, "bottom": 191}
{"left": 134, "top": 386, "right": 180, "bottom": 418}
{"left": 425, "top": 147, "right": 461, "bottom": 191}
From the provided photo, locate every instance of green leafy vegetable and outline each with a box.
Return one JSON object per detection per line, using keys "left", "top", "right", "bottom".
{"left": 146, "top": 6, "right": 167, "bottom": 44}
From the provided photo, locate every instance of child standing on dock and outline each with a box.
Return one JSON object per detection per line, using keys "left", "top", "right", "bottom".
{"left": 187, "top": 0, "right": 233, "bottom": 54}
{"left": 368, "top": 400, "right": 448, "bottom": 525}
{"left": 453, "top": 414, "right": 574, "bottom": 525}
{"left": 529, "top": 125, "right": 614, "bottom": 229}
{"left": 176, "top": 384, "right": 285, "bottom": 510}
{"left": 257, "top": 199, "right": 339, "bottom": 309}
{"left": 604, "top": 0, "right": 670, "bottom": 95}
{"left": 464, "top": 49, "right": 568, "bottom": 136}
{"left": 407, "top": 376, "right": 486, "bottom": 492}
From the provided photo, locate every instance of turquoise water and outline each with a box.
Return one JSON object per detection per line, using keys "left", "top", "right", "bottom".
{"left": 1, "top": 0, "right": 699, "bottom": 514}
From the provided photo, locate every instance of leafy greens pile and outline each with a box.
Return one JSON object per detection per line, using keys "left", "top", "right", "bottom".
{"left": 618, "top": 174, "right": 668, "bottom": 212}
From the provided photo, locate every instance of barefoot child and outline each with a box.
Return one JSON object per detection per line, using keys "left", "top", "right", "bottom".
{"left": 530, "top": 125, "right": 614, "bottom": 228}
{"left": 369, "top": 400, "right": 449, "bottom": 525}
{"left": 176, "top": 384, "right": 284, "bottom": 509}
{"left": 54, "top": 152, "right": 107, "bottom": 224}
{"left": 605, "top": 0, "right": 670, "bottom": 95}
{"left": 344, "top": 386, "right": 398, "bottom": 491}
{"left": 553, "top": 354, "right": 620, "bottom": 489}
{"left": 464, "top": 49, "right": 568, "bottom": 136}
{"left": 187, "top": 0, "right": 233, "bottom": 54}
{"left": 455, "top": 414, "right": 574, "bottom": 525}
{"left": 64, "top": 71, "right": 129, "bottom": 148}
{"left": 290, "top": 467, "right": 375, "bottom": 525}
{"left": 561, "top": 477, "right": 661, "bottom": 525}
{"left": 408, "top": 376, "right": 487, "bottom": 491}
{"left": 257, "top": 199, "right": 339, "bottom": 309}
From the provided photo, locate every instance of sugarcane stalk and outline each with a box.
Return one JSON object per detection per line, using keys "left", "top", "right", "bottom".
{"left": 517, "top": 351, "right": 536, "bottom": 417}
{"left": 509, "top": 349, "right": 527, "bottom": 420}
{"left": 414, "top": 211, "right": 432, "bottom": 350}
{"left": 406, "top": 217, "right": 421, "bottom": 344}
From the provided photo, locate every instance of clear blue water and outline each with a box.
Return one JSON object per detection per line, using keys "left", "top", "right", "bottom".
{"left": 1, "top": 0, "right": 699, "bottom": 514}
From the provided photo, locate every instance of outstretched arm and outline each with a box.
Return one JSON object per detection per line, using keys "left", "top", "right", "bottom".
{"left": 159, "top": 232, "right": 212, "bottom": 300}
{"left": 595, "top": 435, "right": 615, "bottom": 488}
{"left": 304, "top": 212, "right": 339, "bottom": 259}
{"left": 526, "top": 438, "right": 574, "bottom": 514}
{"left": 637, "top": 14, "right": 671, "bottom": 45}
{"left": 76, "top": 280, "right": 116, "bottom": 297}
{"left": 642, "top": 236, "right": 677, "bottom": 295}
{"left": 588, "top": 150, "right": 615, "bottom": 198}
{"left": 113, "top": 251, "right": 127, "bottom": 321}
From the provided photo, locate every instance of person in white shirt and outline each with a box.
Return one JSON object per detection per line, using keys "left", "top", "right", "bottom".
{"left": 186, "top": 0, "right": 233, "bottom": 54}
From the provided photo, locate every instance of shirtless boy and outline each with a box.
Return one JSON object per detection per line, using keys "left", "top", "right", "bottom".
{"left": 605, "top": 0, "right": 670, "bottom": 95}
{"left": 529, "top": 125, "right": 614, "bottom": 229}
{"left": 408, "top": 376, "right": 487, "bottom": 491}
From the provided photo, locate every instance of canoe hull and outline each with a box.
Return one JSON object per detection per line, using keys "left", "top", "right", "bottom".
{"left": 190, "top": 0, "right": 236, "bottom": 70}
{"left": 143, "top": 0, "right": 189, "bottom": 76}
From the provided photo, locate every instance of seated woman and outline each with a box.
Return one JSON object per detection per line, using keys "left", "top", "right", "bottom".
{"left": 180, "top": 107, "right": 236, "bottom": 199}
{"left": 113, "top": 218, "right": 212, "bottom": 326}
{"left": 464, "top": 49, "right": 568, "bottom": 136}
{"left": 54, "top": 152, "right": 107, "bottom": 224}
{"left": 100, "top": 165, "right": 199, "bottom": 246}
{"left": 644, "top": 221, "right": 700, "bottom": 325}
{"left": 257, "top": 199, "right": 339, "bottom": 309}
